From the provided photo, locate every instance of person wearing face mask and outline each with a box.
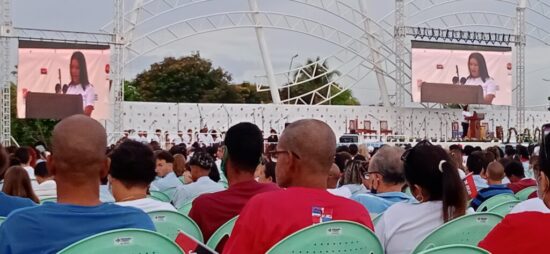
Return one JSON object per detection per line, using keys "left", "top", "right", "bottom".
{"left": 479, "top": 133, "right": 550, "bottom": 253}
{"left": 352, "top": 146, "right": 416, "bottom": 214}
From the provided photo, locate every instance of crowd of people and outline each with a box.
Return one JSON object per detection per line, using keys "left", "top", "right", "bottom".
{"left": 0, "top": 114, "right": 548, "bottom": 253}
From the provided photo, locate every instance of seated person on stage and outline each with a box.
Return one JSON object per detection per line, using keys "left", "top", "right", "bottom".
{"left": 224, "top": 119, "right": 373, "bottom": 254}
{"left": 172, "top": 151, "right": 224, "bottom": 208}
{"left": 506, "top": 160, "right": 537, "bottom": 194}
{"left": 352, "top": 146, "right": 415, "bottom": 214}
{"left": 0, "top": 145, "right": 36, "bottom": 217}
{"left": 479, "top": 134, "right": 550, "bottom": 253}
{"left": 376, "top": 142, "right": 467, "bottom": 254}
{"left": 470, "top": 161, "right": 513, "bottom": 211}
{"left": 33, "top": 161, "right": 57, "bottom": 200}
{"left": 110, "top": 140, "right": 176, "bottom": 213}
{"left": 466, "top": 151, "right": 489, "bottom": 190}
{"left": 150, "top": 151, "right": 182, "bottom": 197}
{"left": 0, "top": 115, "right": 154, "bottom": 254}
{"left": 189, "top": 122, "right": 279, "bottom": 251}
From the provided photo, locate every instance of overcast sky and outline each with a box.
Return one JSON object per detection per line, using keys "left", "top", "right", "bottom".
{"left": 10, "top": 0, "right": 550, "bottom": 107}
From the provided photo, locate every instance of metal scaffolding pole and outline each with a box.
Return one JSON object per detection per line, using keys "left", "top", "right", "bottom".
{"left": 248, "top": 0, "right": 281, "bottom": 104}
{"left": 112, "top": 0, "right": 125, "bottom": 135}
{"left": 516, "top": 0, "right": 526, "bottom": 131}
{"left": 0, "top": 0, "right": 12, "bottom": 146}
{"left": 394, "top": 0, "right": 406, "bottom": 134}
{"left": 359, "top": 0, "right": 390, "bottom": 108}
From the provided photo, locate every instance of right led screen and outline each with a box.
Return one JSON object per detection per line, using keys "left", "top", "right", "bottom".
{"left": 412, "top": 41, "right": 512, "bottom": 105}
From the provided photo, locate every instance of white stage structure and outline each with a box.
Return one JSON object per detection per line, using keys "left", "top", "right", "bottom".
{"left": 117, "top": 102, "right": 550, "bottom": 144}
{"left": 3, "top": 0, "right": 550, "bottom": 145}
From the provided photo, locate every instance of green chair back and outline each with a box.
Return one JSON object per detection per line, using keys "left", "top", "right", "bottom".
{"left": 57, "top": 228, "right": 184, "bottom": 254}
{"left": 40, "top": 197, "right": 57, "bottom": 204}
{"left": 515, "top": 186, "right": 537, "bottom": 201}
{"left": 148, "top": 210, "right": 203, "bottom": 242}
{"left": 266, "top": 220, "right": 383, "bottom": 254}
{"left": 177, "top": 200, "right": 193, "bottom": 215}
{"left": 416, "top": 244, "right": 490, "bottom": 254}
{"left": 205, "top": 216, "right": 238, "bottom": 250}
{"left": 486, "top": 200, "right": 521, "bottom": 216}
{"left": 372, "top": 213, "right": 383, "bottom": 226}
{"left": 476, "top": 194, "right": 518, "bottom": 212}
{"left": 412, "top": 212, "right": 503, "bottom": 253}
{"left": 149, "top": 190, "right": 171, "bottom": 202}
{"left": 0, "top": 216, "right": 5, "bottom": 226}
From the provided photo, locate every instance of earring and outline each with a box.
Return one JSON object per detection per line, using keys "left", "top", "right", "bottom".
{"left": 415, "top": 195, "right": 424, "bottom": 202}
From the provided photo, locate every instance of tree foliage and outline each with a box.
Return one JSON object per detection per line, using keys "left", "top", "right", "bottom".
{"left": 285, "top": 57, "right": 359, "bottom": 105}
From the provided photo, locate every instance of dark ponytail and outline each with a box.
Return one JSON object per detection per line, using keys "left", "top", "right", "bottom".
{"left": 440, "top": 160, "right": 467, "bottom": 222}
{"left": 404, "top": 144, "right": 467, "bottom": 223}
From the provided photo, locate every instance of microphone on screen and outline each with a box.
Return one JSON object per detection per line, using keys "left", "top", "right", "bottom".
{"left": 460, "top": 77, "right": 467, "bottom": 85}
{"left": 62, "top": 84, "right": 68, "bottom": 94}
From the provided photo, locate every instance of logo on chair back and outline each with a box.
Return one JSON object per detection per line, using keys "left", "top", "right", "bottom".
{"left": 113, "top": 237, "right": 133, "bottom": 246}
{"left": 476, "top": 217, "right": 489, "bottom": 224}
{"left": 326, "top": 227, "right": 343, "bottom": 236}
{"left": 154, "top": 215, "right": 167, "bottom": 222}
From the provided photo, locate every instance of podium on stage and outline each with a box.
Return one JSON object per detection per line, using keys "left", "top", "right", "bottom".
{"left": 421, "top": 83, "right": 486, "bottom": 104}
{"left": 25, "top": 92, "right": 83, "bottom": 119}
{"left": 466, "top": 112, "right": 485, "bottom": 140}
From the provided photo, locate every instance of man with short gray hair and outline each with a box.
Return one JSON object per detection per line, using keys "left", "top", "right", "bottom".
{"left": 352, "top": 145, "right": 415, "bottom": 214}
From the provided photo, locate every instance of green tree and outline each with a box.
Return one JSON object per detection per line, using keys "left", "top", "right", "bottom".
{"left": 10, "top": 83, "right": 57, "bottom": 146}
{"left": 128, "top": 54, "right": 233, "bottom": 103}
{"left": 288, "top": 57, "right": 359, "bottom": 105}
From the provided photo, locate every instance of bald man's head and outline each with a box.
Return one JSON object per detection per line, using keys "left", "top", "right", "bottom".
{"left": 280, "top": 119, "right": 336, "bottom": 170}
{"left": 49, "top": 115, "right": 108, "bottom": 183}
{"left": 275, "top": 119, "right": 336, "bottom": 188}
{"left": 487, "top": 161, "right": 505, "bottom": 182}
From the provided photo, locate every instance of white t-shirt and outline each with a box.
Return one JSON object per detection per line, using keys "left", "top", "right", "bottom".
{"left": 327, "top": 186, "right": 352, "bottom": 198}
{"left": 34, "top": 179, "right": 57, "bottom": 200}
{"left": 116, "top": 197, "right": 177, "bottom": 213}
{"left": 375, "top": 201, "right": 444, "bottom": 254}
{"left": 510, "top": 198, "right": 550, "bottom": 214}
{"left": 465, "top": 77, "right": 497, "bottom": 97}
{"left": 66, "top": 84, "right": 96, "bottom": 108}
{"left": 23, "top": 166, "right": 35, "bottom": 180}
{"left": 462, "top": 110, "right": 473, "bottom": 123}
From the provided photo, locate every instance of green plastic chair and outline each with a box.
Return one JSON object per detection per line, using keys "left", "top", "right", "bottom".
{"left": 149, "top": 190, "right": 171, "bottom": 202}
{"left": 0, "top": 216, "right": 5, "bottom": 226}
{"left": 57, "top": 228, "right": 184, "bottom": 254}
{"left": 515, "top": 186, "right": 537, "bottom": 201}
{"left": 476, "top": 193, "right": 518, "bottom": 212}
{"left": 412, "top": 212, "right": 503, "bottom": 253}
{"left": 372, "top": 213, "right": 383, "bottom": 226}
{"left": 148, "top": 210, "right": 203, "bottom": 242}
{"left": 416, "top": 244, "right": 490, "bottom": 254}
{"left": 487, "top": 200, "right": 521, "bottom": 216}
{"left": 205, "top": 216, "right": 238, "bottom": 249}
{"left": 40, "top": 197, "right": 57, "bottom": 204}
{"left": 177, "top": 200, "right": 193, "bottom": 215}
{"left": 266, "top": 220, "right": 383, "bottom": 254}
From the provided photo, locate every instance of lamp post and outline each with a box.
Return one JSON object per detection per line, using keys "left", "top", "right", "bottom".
{"left": 288, "top": 54, "right": 299, "bottom": 104}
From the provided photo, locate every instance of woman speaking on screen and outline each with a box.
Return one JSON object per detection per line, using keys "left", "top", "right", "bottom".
{"left": 67, "top": 51, "right": 96, "bottom": 116}
{"left": 465, "top": 52, "right": 497, "bottom": 104}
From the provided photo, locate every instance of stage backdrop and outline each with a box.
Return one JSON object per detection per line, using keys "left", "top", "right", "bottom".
{"left": 412, "top": 41, "right": 512, "bottom": 106}
{"left": 17, "top": 41, "right": 111, "bottom": 120}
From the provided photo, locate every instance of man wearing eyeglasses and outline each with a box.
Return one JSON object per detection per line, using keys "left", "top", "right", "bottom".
{"left": 352, "top": 146, "right": 416, "bottom": 214}
{"left": 224, "top": 119, "right": 373, "bottom": 254}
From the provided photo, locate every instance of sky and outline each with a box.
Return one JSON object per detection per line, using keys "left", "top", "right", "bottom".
{"left": 9, "top": 0, "right": 550, "bottom": 108}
